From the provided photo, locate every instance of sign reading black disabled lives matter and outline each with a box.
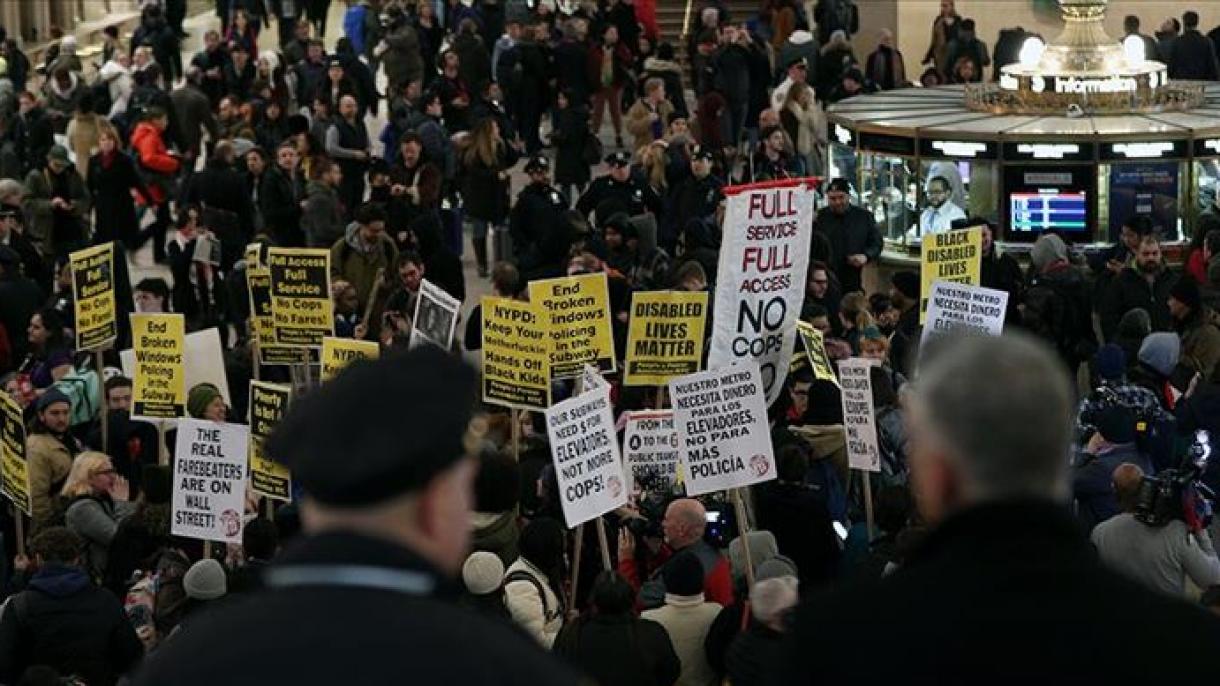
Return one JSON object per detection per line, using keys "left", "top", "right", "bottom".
{"left": 920, "top": 281, "right": 1009, "bottom": 347}
{"left": 669, "top": 364, "right": 775, "bottom": 496}
{"left": 249, "top": 381, "right": 292, "bottom": 501}
{"left": 482, "top": 297, "right": 551, "bottom": 410}
{"left": 709, "top": 179, "right": 815, "bottom": 405}
{"left": 1, "top": 392, "right": 31, "bottom": 516}
{"left": 919, "top": 226, "right": 982, "bottom": 323}
{"left": 529, "top": 273, "right": 616, "bottom": 379}
{"left": 545, "top": 386, "right": 628, "bottom": 526}
{"left": 131, "top": 313, "right": 186, "bottom": 421}
{"left": 624, "top": 290, "right": 708, "bottom": 386}
{"left": 69, "top": 242, "right": 118, "bottom": 351}
{"left": 622, "top": 410, "right": 681, "bottom": 495}
{"left": 267, "top": 248, "right": 334, "bottom": 347}
{"left": 172, "top": 419, "right": 249, "bottom": 543}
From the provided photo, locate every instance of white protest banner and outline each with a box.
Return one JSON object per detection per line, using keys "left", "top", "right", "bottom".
{"left": 172, "top": 419, "right": 249, "bottom": 543}
{"left": 669, "top": 363, "right": 776, "bottom": 496}
{"left": 411, "top": 279, "right": 461, "bottom": 349}
{"left": 545, "top": 386, "right": 628, "bottom": 527}
{"left": 838, "top": 358, "right": 880, "bottom": 473}
{"left": 622, "top": 410, "right": 682, "bottom": 495}
{"left": 580, "top": 363, "right": 607, "bottom": 392}
{"left": 709, "top": 179, "right": 816, "bottom": 405}
{"left": 920, "top": 281, "right": 1009, "bottom": 347}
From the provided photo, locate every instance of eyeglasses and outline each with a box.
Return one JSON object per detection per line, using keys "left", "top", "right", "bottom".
{"left": 93, "top": 468, "right": 116, "bottom": 476}
{"left": 812, "top": 278, "right": 829, "bottom": 285}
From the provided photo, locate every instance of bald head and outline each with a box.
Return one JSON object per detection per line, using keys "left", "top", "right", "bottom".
{"left": 1113, "top": 463, "right": 1145, "bottom": 511}
{"left": 663, "top": 498, "right": 707, "bottom": 549}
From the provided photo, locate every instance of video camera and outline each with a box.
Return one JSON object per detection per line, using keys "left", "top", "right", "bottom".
{"left": 621, "top": 473, "right": 738, "bottom": 549}
{"left": 1134, "top": 431, "right": 1213, "bottom": 529}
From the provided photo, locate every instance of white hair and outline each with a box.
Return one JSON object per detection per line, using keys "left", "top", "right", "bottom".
{"left": 751, "top": 576, "right": 799, "bottom": 627}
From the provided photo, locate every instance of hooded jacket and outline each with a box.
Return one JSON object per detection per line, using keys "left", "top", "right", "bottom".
{"left": 330, "top": 221, "right": 398, "bottom": 312}
{"left": 503, "top": 558, "right": 563, "bottom": 648}
{"left": 302, "top": 179, "right": 346, "bottom": 248}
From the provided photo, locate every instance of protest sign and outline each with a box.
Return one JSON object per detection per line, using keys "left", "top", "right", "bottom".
{"left": 669, "top": 363, "right": 776, "bottom": 496}
{"left": 247, "top": 268, "right": 307, "bottom": 365}
{"left": 838, "top": 358, "right": 880, "bottom": 472}
{"left": 122, "top": 327, "right": 232, "bottom": 407}
{"left": 580, "top": 363, "right": 607, "bottom": 392}
{"left": 481, "top": 297, "right": 551, "bottom": 410}
{"left": 920, "top": 281, "right": 1009, "bottom": 347}
{"left": 249, "top": 381, "right": 292, "bottom": 501}
{"left": 131, "top": 313, "right": 186, "bottom": 421}
{"left": 172, "top": 419, "right": 249, "bottom": 543}
{"left": 795, "top": 321, "right": 840, "bottom": 386}
{"left": 545, "top": 385, "right": 628, "bottom": 527}
{"left": 624, "top": 290, "right": 708, "bottom": 386}
{"left": 321, "top": 337, "right": 380, "bottom": 382}
{"left": 267, "top": 248, "right": 333, "bottom": 347}
{"left": 410, "top": 279, "right": 461, "bottom": 349}
{"left": 69, "top": 242, "right": 118, "bottom": 351}
{"left": 919, "top": 227, "right": 982, "bottom": 323}
{"left": 528, "top": 273, "right": 616, "bottom": 378}
{"left": 622, "top": 411, "right": 682, "bottom": 495}
{"left": 1, "top": 393, "right": 30, "bottom": 516}
{"left": 709, "top": 179, "right": 815, "bottom": 405}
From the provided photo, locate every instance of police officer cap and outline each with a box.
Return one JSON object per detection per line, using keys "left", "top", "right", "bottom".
{"left": 265, "top": 346, "right": 479, "bottom": 507}
{"left": 691, "top": 146, "right": 715, "bottom": 162}
{"left": 524, "top": 155, "right": 550, "bottom": 173}
{"left": 605, "top": 151, "right": 632, "bottom": 167}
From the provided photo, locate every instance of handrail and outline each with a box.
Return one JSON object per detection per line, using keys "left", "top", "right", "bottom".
{"left": 682, "top": 0, "right": 694, "bottom": 39}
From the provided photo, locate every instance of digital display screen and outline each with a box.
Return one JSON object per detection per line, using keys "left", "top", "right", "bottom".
{"left": 1009, "top": 191, "right": 1089, "bottom": 232}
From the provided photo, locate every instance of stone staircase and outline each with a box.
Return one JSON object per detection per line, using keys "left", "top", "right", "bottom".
{"left": 655, "top": 0, "right": 762, "bottom": 46}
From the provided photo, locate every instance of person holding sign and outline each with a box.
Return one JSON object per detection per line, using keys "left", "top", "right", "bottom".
{"left": 777, "top": 334, "right": 1220, "bottom": 684}
{"left": 132, "top": 347, "right": 578, "bottom": 686}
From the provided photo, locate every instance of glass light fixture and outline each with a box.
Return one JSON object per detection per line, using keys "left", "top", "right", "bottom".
{"left": 1019, "top": 37, "right": 1046, "bottom": 66}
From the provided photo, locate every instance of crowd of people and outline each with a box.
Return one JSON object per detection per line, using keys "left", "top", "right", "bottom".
{"left": 0, "top": 0, "right": 1219, "bottom": 684}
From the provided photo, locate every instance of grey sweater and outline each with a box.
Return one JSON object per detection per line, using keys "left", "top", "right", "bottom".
{"left": 65, "top": 497, "right": 137, "bottom": 579}
{"left": 1091, "top": 513, "right": 1220, "bottom": 597}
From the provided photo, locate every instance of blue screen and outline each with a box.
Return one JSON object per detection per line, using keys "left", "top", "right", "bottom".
{"left": 1009, "top": 191, "right": 1089, "bottom": 232}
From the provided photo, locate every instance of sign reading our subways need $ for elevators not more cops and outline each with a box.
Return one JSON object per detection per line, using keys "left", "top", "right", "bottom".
{"left": 669, "top": 364, "right": 776, "bottom": 497}
{"left": 545, "top": 385, "right": 628, "bottom": 527}
{"left": 172, "top": 419, "right": 249, "bottom": 543}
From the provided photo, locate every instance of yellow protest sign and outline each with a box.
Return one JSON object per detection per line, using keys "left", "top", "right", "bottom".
{"left": 320, "top": 337, "right": 380, "bottom": 382}
{"left": 528, "top": 272, "right": 616, "bottom": 379}
{"left": 70, "top": 242, "right": 117, "bottom": 350}
{"left": 920, "top": 227, "right": 982, "bottom": 323}
{"left": 249, "top": 381, "right": 292, "bottom": 501}
{"left": 268, "top": 248, "right": 334, "bottom": 347}
{"left": 247, "top": 268, "right": 307, "bottom": 365}
{"left": 482, "top": 297, "right": 551, "bottom": 410}
{"left": 1, "top": 393, "right": 31, "bottom": 516}
{"left": 795, "top": 321, "right": 840, "bottom": 386}
{"left": 244, "top": 242, "right": 263, "bottom": 270}
{"left": 624, "top": 290, "right": 708, "bottom": 386}
{"left": 131, "top": 313, "right": 186, "bottom": 420}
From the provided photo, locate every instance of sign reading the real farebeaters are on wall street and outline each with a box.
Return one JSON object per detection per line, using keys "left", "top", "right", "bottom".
{"left": 529, "top": 273, "right": 616, "bottom": 379}
{"left": 247, "top": 268, "right": 307, "bottom": 365}
{"left": 131, "top": 313, "right": 186, "bottom": 421}
{"left": 624, "top": 290, "right": 708, "bottom": 386}
{"left": 320, "top": 337, "right": 379, "bottom": 383}
{"left": 920, "top": 281, "right": 1009, "bottom": 347}
{"left": 795, "top": 320, "right": 839, "bottom": 387}
{"left": 545, "top": 386, "right": 628, "bottom": 527}
{"left": 248, "top": 381, "right": 292, "bottom": 501}
{"left": 710, "top": 180, "right": 815, "bottom": 406}
{"left": 919, "top": 227, "right": 982, "bottom": 323}
{"left": 267, "top": 248, "right": 333, "bottom": 347}
{"left": 0, "top": 393, "right": 31, "bottom": 516}
{"left": 410, "top": 279, "right": 461, "bottom": 350}
{"left": 482, "top": 297, "right": 551, "bottom": 410}
{"left": 622, "top": 410, "right": 682, "bottom": 496}
{"left": 669, "top": 364, "right": 776, "bottom": 496}
{"left": 69, "top": 242, "right": 117, "bottom": 351}
{"left": 172, "top": 419, "right": 249, "bottom": 543}
{"left": 838, "top": 358, "right": 880, "bottom": 473}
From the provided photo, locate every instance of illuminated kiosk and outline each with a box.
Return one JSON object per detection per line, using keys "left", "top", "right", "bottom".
{"left": 826, "top": 0, "right": 1220, "bottom": 265}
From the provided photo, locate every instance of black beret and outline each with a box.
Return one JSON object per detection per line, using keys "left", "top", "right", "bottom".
{"left": 265, "top": 346, "right": 479, "bottom": 506}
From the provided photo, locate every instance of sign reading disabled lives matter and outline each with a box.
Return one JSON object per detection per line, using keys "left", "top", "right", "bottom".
{"left": 669, "top": 364, "right": 776, "bottom": 496}
{"left": 545, "top": 386, "right": 628, "bottom": 527}
{"left": 622, "top": 410, "right": 682, "bottom": 495}
{"left": 172, "top": 419, "right": 249, "bottom": 543}
{"left": 131, "top": 313, "right": 186, "bottom": 421}
{"left": 268, "top": 248, "right": 334, "bottom": 347}
{"left": 529, "top": 272, "right": 616, "bottom": 378}
{"left": 838, "top": 358, "right": 880, "bottom": 472}
{"left": 70, "top": 242, "right": 118, "bottom": 351}
{"left": 920, "top": 281, "right": 1009, "bottom": 346}
{"left": 482, "top": 297, "right": 551, "bottom": 410}
{"left": 624, "top": 290, "right": 708, "bottom": 386}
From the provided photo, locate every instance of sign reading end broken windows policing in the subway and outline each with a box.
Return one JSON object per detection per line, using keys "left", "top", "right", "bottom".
{"left": 669, "top": 364, "right": 775, "bottom": 497}
{"left": 545, "top": 385, "right": 628, "bottom": 527}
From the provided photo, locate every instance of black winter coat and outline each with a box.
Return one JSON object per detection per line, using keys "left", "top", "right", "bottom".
{"left": 1098, "top": 265, "right": 1176, "bottom": 341}
{"left": 1170, "top": 29, "right": 1220, "bottom": 81}
{"left": 259, "top": 166, "right": 304, "bottom": 247}
{"left": 552, "top": 614, "right": 680, "bottom": 686}
{"left": 553, "top": 104, "right": 592, "bottom": 186}
{"left": 812, "top": 205, "right": 882, "bottom": 294}
{"left": 979, "top": 248, "right": 1024, "bottom": 324}
{"left": 775, "top": 500, "right": 1220, "bottom": 684}
{"left": 130, "top": 532, "right": 579, "bottom": 686}
{"left": 88, "top": 151, "right": 149, "bottom": 248}
{"left": 460, "top": 144, "right": 518, "bottom": 223}
{"left": 511, "top": 182, "right": 572, "bottom": 281}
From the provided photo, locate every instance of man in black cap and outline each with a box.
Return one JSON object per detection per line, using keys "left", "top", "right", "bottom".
{"left": 0, "top": 244, "right": 43, "bottom": 372}
{"left": 510, "top": 155, "right": 572, "bottom": 281}
{"left": 132, "top": 347, "right": 579, "bottom": 685}
{"left": 668, "top": 145, "right": 724, "bottom": 253}
{"left": 1169, "top": 276, "right": 1220, "bottom": 381}
{"left": 813, "top": 178, "right": 882, "bottom": 295}
{"left": 575, "top": 151, "right": 663, "bottom": 228}
{"left": 1071, "top": 404, "right": 1150, "bottom": 532}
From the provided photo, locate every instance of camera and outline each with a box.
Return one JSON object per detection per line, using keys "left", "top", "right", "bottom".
{"left": 1134, "top": 431, "right": 1213, "bottom": 528}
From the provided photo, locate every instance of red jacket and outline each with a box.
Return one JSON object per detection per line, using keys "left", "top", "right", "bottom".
{"left": 635, "top": 0, "right": 659, "bottom": 40}
{"left": 129, "top": 121, "right": 180, "bottom": 205}
{"left": 619, "top": 540, "right": 735, "bottom": 609}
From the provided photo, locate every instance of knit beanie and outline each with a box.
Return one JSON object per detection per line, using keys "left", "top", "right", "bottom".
{"left": 462, "top": 551, "right": 505, "bottom": 595}
{"left": 1030, "top": 233, "right": 1068, "bottom": 273}
{"left": 1094, "top": 344, "right": 1126, "bottom": 381}
{"left": 184, "top": 559, "right": 227, "bottom": 600}
{"left": 187, "top": 383, "right": 222, "bottom": 419}
{"left": 35, "top": 388, "right": 71, "bottom": 413}
{"left": 1169, "top": 276, "right": 1202, "bottom": 311}
{"left": 1138, "top": 332, "right": 1181, "bottom": 377}
{"left": 728, "top": 530, "right": 779, "bottom": 581}
{"left": 1117, "top": 308, "right": 1152, "bottom": 341}
{"left": 663, "top": 550, "right": 705, "bottom": 597}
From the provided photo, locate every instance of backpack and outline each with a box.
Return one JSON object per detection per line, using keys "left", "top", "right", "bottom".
{"left": 1022, "top": 274, "right": 1094, "bottom": 365}
{"left": 343, "top": 4, "right": 369, "bottom": 55}
{"left": 123, "top": 547, "right": 191, "bottom": 649}
{"left": 52, "top": 367, "right": 100, "bottom": 427}
{"left": 504, "top": 569, "right": 561, "bottom": 622}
